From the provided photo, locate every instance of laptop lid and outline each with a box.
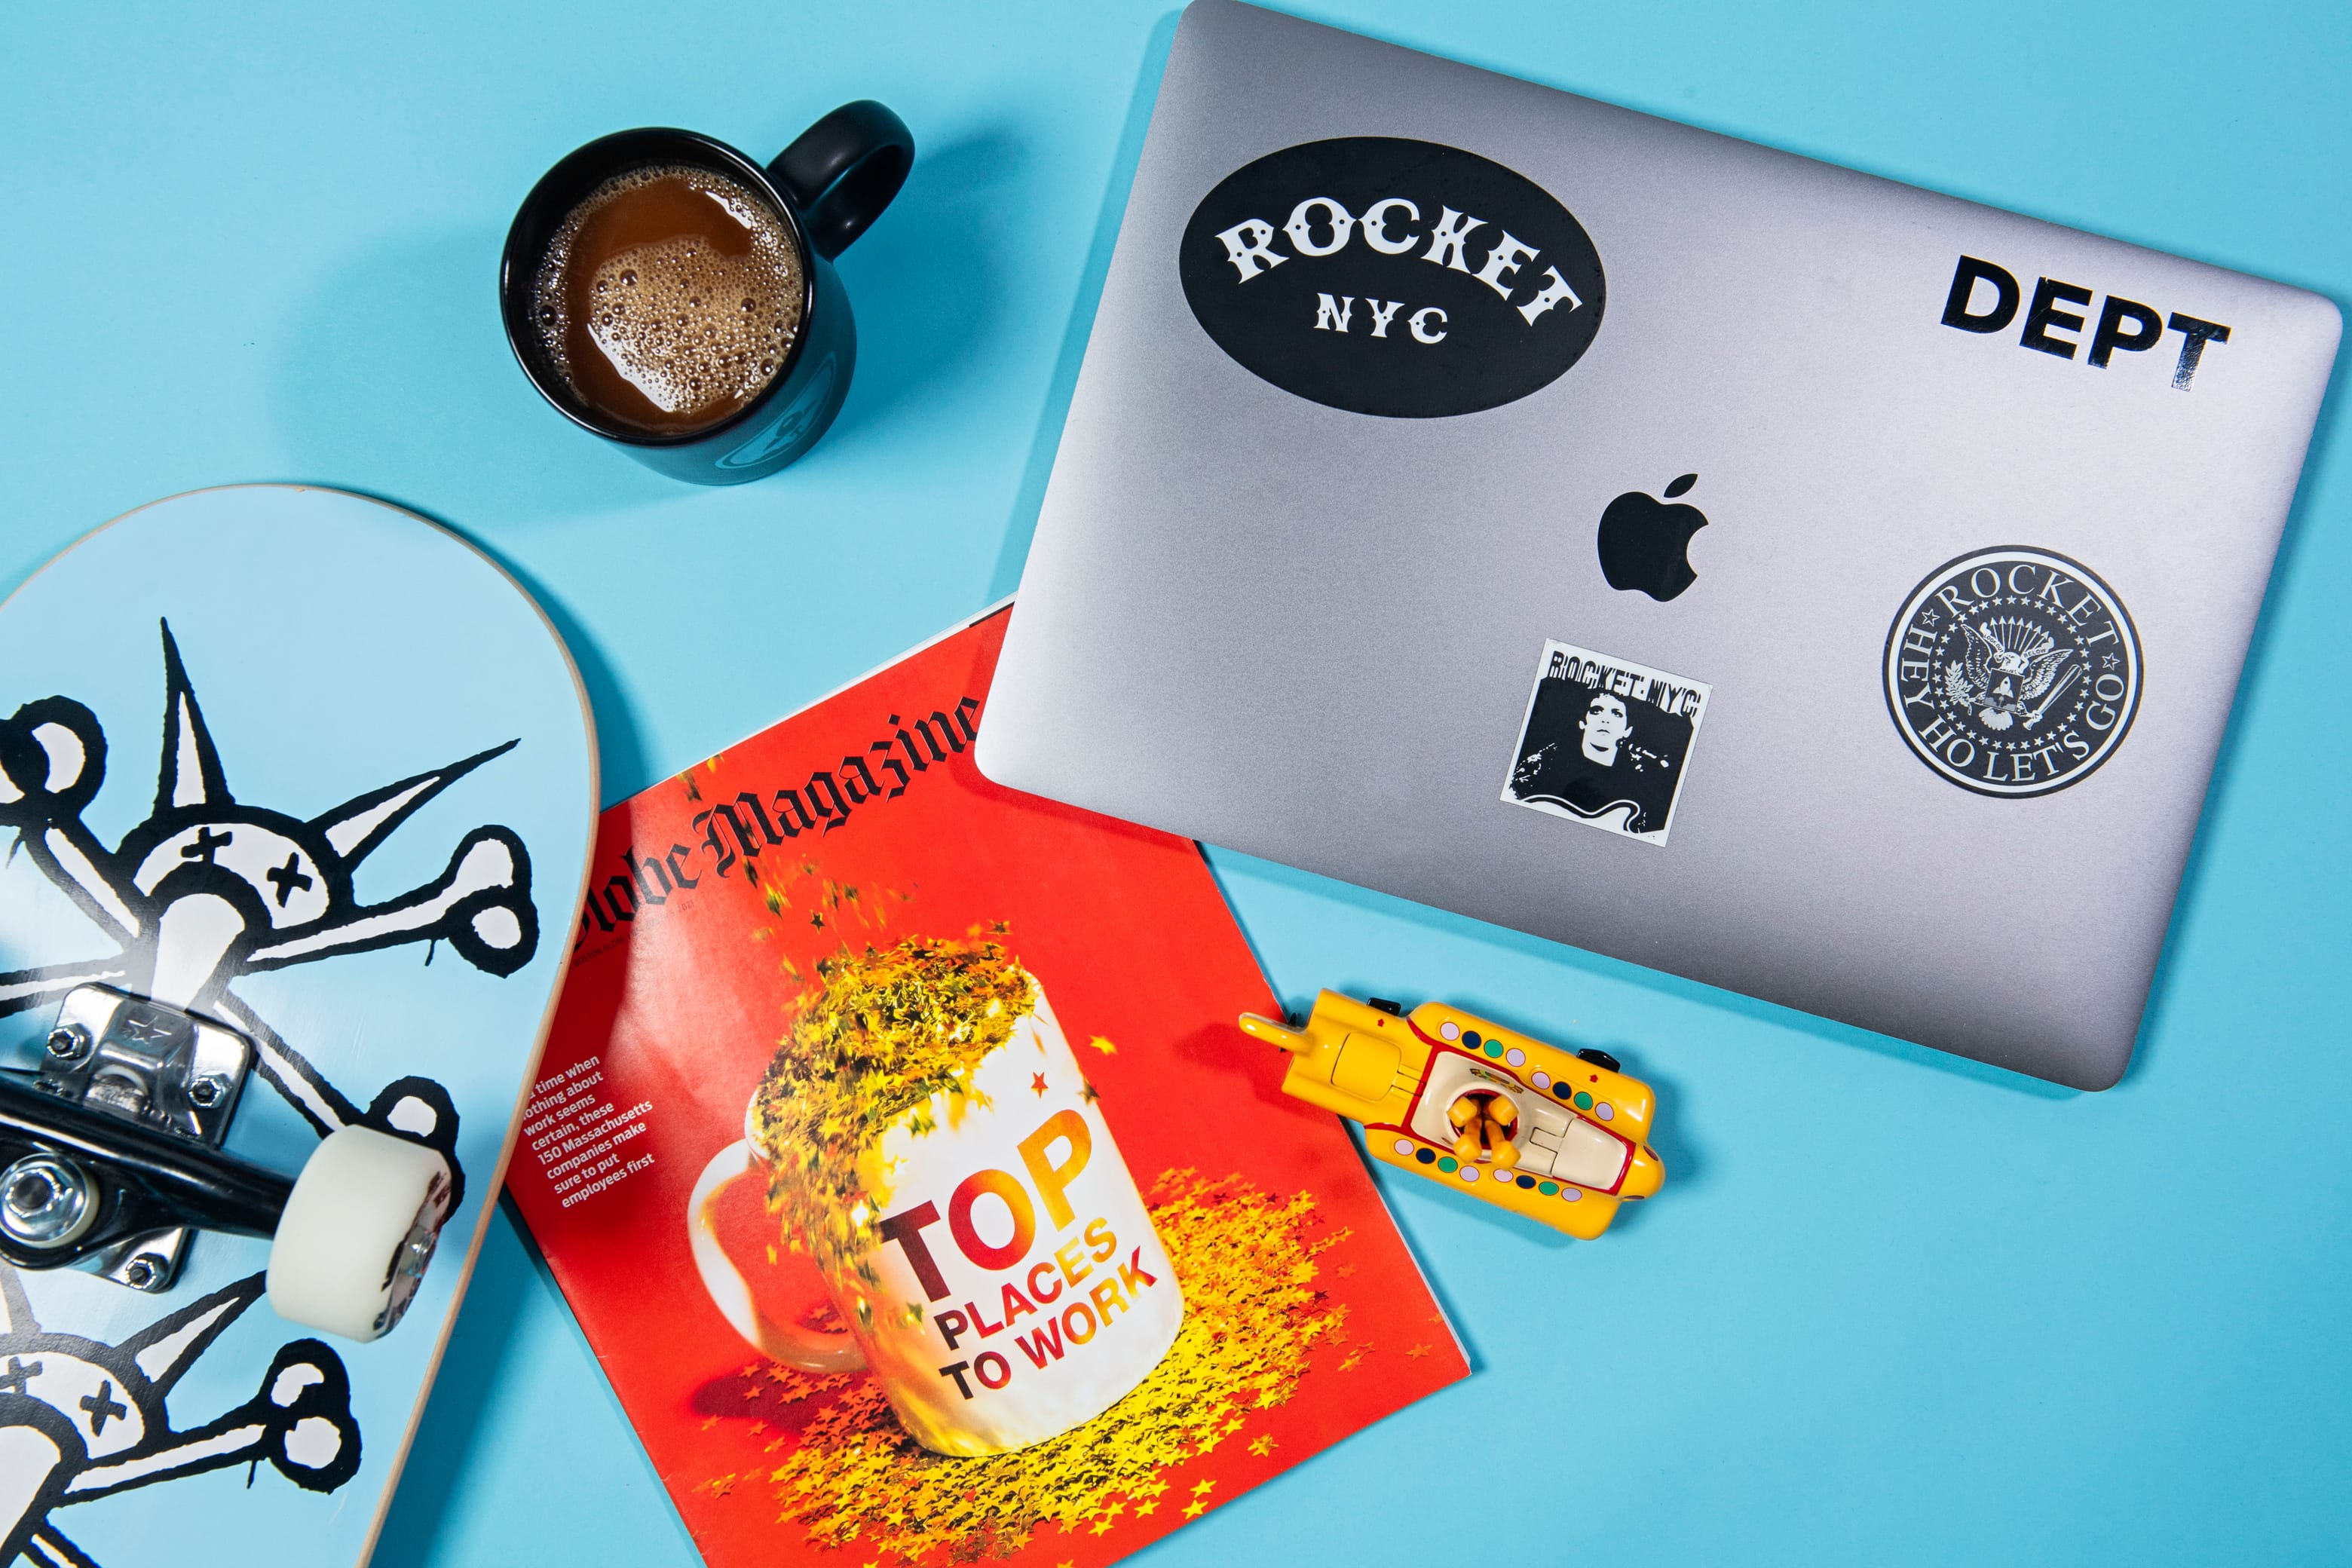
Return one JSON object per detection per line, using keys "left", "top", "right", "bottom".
{"left": 975, "top": 0, "right": 2339, "bottom": 1089}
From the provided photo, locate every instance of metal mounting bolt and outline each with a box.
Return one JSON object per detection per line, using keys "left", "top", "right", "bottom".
{"left": 394, "top": 1220, "right": 439, "bottom": 1287}
{"left": 188, "top": 1076, "right": 227, "bottom": 1108}
{"left": 44, "top": 1025, "right": 90, "bottom": 1063}
{"left": 122, "top": 1254, "right": 164, "bottom": 1290}
{"left": 2, "top": 1153, "right": 94, "bottom": 1248}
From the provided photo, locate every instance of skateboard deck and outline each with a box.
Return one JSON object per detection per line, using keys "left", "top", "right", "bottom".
{"left": 0, "top": 487, "right": 597, "bottom": 1567}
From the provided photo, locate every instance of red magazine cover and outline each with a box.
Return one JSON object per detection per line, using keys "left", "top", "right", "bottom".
{"left": 507, "top": 606, "right": 1468, "bottom": 1567}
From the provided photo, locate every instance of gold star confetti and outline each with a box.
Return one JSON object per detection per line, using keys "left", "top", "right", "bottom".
{"left": 1405, "top": 1344, "right": 1431, "bottom": 1359}
{"left": 1247, "top": 1435, "right": 1276, "bottom": 1456}
{"left": 1086, "top": 1035, "right": 1119, "bottom": 1055}
{"left": 750, "top": 936, "right": 1034, "bottom": 1277}
{"left": 749, "top": 1171, "right": 1347, "bottom": 1563}
{"left": 1335, "top": 1263, "right": 1356, "bottom": 1278}
{"left": 1089, "top": 1519, "right": 1115, "bottom": 1536}
{"left": 1338, "top": 1351, "right": 1365, "bottom": 1372}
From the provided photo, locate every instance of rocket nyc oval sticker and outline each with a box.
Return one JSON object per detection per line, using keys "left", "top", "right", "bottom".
{"left": 1178, "top": 136, "right": 1606, "bottom": 418}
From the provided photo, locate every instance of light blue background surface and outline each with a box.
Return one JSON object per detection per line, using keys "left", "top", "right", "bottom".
{"left": 4, "top": 3, "right": 2347, "bottom": 1564}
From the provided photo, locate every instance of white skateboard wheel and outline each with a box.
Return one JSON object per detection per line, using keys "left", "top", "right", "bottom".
{"left": 267, "top": 1126, "right": 451, "bottom": 1343}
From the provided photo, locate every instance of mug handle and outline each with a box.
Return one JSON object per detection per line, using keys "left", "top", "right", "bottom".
{"left": 686, "top": 1140, "right": 868, "bottom": 1373}
{"left": 769, "top": 100, "right": 914, "bottom": 260}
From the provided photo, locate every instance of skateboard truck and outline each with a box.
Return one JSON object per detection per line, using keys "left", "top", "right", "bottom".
{"left": 1, "top": 985, "right": 453, "bottom": 1340}
{"left": 1, "top": 985, "right": 274, "bottom": 1294}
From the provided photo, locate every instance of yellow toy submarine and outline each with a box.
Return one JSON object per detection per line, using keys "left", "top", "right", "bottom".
{"left": 1242, "top": 991, "right": 1663, "bottom": 1239}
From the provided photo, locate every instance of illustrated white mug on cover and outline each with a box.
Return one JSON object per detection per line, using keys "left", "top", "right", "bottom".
{"left": 688, "top": 963, "right": 1183, "bottom": 1456}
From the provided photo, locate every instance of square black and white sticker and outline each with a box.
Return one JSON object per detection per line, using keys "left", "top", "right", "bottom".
{"left": 1501, "top": 640, "right": 1711, "bottom": 846}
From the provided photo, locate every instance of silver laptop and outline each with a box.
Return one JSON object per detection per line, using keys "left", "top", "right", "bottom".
{"left": 975, "top": 0, "right": 2338, "bottom": 1089}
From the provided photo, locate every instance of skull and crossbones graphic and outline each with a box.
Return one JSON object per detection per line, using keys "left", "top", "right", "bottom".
{"left": 0, "top": 1263, "right": 359, "bottom": 1566}
{"left": 0, "top": 620, "right": 541, "bottom": 1563}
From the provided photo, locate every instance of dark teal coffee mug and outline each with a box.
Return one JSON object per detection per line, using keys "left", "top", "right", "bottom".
{"left": 500, "top": 103, "right": 912, "bottom": 485}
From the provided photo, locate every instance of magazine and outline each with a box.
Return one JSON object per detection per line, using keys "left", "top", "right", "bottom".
{"left": 506, "top": 606, "right": 1468, "bottom": 1567}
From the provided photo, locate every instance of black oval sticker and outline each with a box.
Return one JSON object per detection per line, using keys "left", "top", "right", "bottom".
{"left": 1178, "top": 136, "right": 1606, "bottom": 418}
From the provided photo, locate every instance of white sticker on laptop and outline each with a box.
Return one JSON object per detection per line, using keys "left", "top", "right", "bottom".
{"left": 1502, "top": 641, "right": 1710, "bottom": 846}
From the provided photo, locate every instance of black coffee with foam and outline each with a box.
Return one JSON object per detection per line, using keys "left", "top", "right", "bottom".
{"left": 531, "top": 165, "right": 805, "bottom": 436}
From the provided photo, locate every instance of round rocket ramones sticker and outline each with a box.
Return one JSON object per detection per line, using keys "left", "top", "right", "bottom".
{"left": 1882, "top": 547, "right": 2142, "bottom": 798}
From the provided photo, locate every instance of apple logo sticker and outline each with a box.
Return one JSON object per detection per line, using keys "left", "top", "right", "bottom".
{"left": 1597, "top": 473, "right": 1707, "bottom": 602}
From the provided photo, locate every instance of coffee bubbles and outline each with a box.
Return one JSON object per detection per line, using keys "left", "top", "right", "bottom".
{"left": 531, "top": 164, "right": 806, "bottom": 436}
